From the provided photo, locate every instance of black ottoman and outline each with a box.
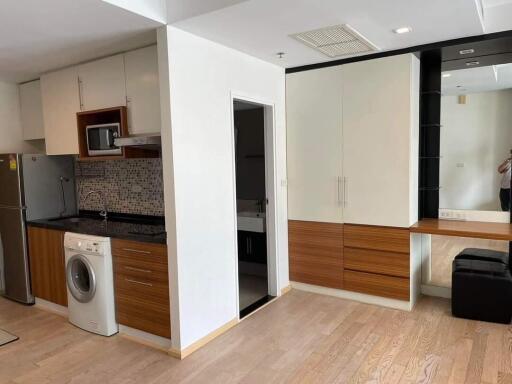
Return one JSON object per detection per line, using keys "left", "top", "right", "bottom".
{"left": 452, "top": 248, "right": 512, "bottom": 324}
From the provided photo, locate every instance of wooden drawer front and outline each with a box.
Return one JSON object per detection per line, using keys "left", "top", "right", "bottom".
{"left": 289, "top": 220, "right": 343, "bottom": 289}
{"left": 114, "top": 269, "right": 169, "bottom": 305}
{"left": 115, "top": 294, "right": 171, "bottom": 338}
{"left": 343, "top": 224, "right": 410, "bottom": 254}
{"left": 344, "top": 270, "right": 409, "bottom": 301}
{"left": 111, "top": 239, "right": 167, "bottom": 263}
{"left": 344, "top": 247, "right": 409, "bottom": 278}
{"left": 115, "top": 255, "right": 168, "bottom": 282}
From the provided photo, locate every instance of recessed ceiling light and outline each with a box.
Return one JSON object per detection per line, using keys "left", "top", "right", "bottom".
{"left": 393, "top": 27, "right": 412, "bottom": 34}
{"left": 442, "top": 73, "right": 452, "bottom": 78}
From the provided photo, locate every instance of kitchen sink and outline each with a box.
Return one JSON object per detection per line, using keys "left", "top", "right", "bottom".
{"left": 237, "top": 211, "right": 266, "bottom": 233}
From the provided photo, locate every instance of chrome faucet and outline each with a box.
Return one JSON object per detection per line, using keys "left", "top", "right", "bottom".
{"left": 83, "top": 190, "right": 108, "bottom": 220}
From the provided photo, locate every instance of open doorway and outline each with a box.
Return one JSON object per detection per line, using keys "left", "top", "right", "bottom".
{"left": 233, "top": 99, "right": 275, "bottom": 318}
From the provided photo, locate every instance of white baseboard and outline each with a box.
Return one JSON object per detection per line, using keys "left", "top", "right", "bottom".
{"left": 290, "top": 282, "right": 413, "bottom": 311}
{"left": 34, "top": 297, "right": 68, "bottom": 317}
{"left": 119, "top": 325, "right": 172, "bottom": 351}
{"left": 421, "top": 284, "right": 451, "bottom": 299}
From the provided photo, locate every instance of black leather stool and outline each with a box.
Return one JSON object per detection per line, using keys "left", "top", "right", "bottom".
{"left": 452, "top": 248, "right": 512, "bottom": 324}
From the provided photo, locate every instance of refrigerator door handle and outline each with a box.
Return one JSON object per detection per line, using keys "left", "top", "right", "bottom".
{"left": 0, "top": 205, "right": 26, "bottom": 210}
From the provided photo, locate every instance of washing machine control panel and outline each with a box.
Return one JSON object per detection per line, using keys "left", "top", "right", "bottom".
{"left": 64, "top": 237, "right": 107, "bottom": 255}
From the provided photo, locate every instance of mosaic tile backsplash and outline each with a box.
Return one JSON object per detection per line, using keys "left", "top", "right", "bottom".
{"left": 76, "top": 158, "right": 165, "bottom": 216}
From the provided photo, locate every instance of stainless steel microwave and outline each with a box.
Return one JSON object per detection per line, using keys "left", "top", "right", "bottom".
{"left": 86, "top": 123, "right": 122, "bottom": 157}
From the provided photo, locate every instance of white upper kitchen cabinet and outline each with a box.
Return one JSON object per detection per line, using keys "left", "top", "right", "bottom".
{"left": 124, "top": 45, "right": 161, "bottom": 134}
{"left": 19, "top": 80, "right": 45, "bottom": 140}
{"left": 78, "top": 54, "right": 127, "bottom": 111}
{"left": 286, "top": 66, "right": 344, "bottom": 223}
{"left": 342, "top": 54, "right": 419, "bottom": 228}
{"left": 40, "top": 67, "right": 81, "bottom": 155}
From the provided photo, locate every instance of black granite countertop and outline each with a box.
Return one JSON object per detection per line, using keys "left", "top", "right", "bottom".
{"left": 28, "top": 211, "right": 166, "bottom": 244}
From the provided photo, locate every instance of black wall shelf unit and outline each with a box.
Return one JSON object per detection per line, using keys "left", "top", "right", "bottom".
{"left": 419, "top": 49, "right": 442, "bottom": 219}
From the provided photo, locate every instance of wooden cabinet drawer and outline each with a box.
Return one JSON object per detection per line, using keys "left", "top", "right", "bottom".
{"left": 115, "top": 294, "right": 170, "bottom": 338}
{"left": 289, "top": 220, "right": 343, "bottom": 289}
{"left": 344, "top": 224, "right": 410, "bottom": 254}
{"left": 344, "top": 247, "right": 409, "bottom": 278}
{"left": 112, "top": 239, "right": 167, "bottom": 262}
{"left": 344, "top": 270, "right": 409, "bottom": 301}
{"left": 114, "top": 270, "right": 169, "bottom": 305}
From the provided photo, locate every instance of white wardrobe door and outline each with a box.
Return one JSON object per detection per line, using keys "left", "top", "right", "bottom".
{"left": 342, "top": 54, "right": 415, "bottom": 228}
{"left": 286, "top": 66, "right": 343, "bottom": 223}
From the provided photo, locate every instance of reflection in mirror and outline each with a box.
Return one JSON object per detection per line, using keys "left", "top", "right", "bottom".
{"left": 440, "top": 63, "right": 512, "bottom": 212}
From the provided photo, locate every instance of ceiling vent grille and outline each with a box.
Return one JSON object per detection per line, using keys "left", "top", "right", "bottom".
{"left": 290, "top": 24, "right": 378, "bottom": 58}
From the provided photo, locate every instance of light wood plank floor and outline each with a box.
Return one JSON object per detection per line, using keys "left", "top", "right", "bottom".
{"left": 1, "top": 290, "right": 512, "bottom": 384}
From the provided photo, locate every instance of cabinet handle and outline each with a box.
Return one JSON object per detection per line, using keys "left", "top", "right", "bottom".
{"left": 124, "top": 266, "right": 151, "bottom": 274}
{"left": 122, "top": 248, "right": 151, "bottom": 255}
{"left": 337, "top": 176, "right": 343, "bottom": 205}
{"left": 246, "top": 238, "right": 250, "bottom": 254}
{"left": 343, "top": 177, "right": 348, "bottom": 208}
{"left": 249, "top": 237, "right": 252, "bottom": 254}
{"left": 77, "top": 77, "right": 84, "bottom": 111}
{"left": 125, "top": 278, "right": 153, "bottom": 287}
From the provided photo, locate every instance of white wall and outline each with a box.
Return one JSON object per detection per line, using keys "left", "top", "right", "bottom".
{"left": 440, "top": 90, "right": 512, "bottom": 211}
{"left": 161, "top": 26, "right": 288, "bottom": 350}
{"left": 0, "top": 81, "right": 43, "bottom": 154}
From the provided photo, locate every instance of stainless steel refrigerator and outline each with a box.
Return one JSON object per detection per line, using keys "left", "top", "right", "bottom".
{"left": 0, "top": 154, "right": 76, "bottom": 304}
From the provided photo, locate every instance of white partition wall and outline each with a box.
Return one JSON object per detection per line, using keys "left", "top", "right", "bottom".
{"left": 159, "top": 26, "right": 288, "bottom": 353}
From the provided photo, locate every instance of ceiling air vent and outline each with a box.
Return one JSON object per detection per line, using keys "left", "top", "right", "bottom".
{"left": 290, "top": 24, "right": 378, "bottom": 58}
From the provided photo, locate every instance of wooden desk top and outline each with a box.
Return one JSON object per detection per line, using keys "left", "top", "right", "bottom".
{"left": 410, "top": 219, "right": 512, "bottom": 241}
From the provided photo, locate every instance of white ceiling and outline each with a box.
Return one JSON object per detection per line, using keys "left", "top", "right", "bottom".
{"left": 0, "top": 0, "right": 162, "bottom": 82}
{"left": 172, "top": 0, "right": 488, "bottom": 68}
{"left": 2, "top": 0, "right": 512, "bottom": 82}
{"left": 442, "top": 64, "right": 512, "bottom": 94}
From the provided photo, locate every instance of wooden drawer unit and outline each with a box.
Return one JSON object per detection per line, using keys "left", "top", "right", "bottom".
{"left": 289, "top": 220, "right": 343, "bottom": 289}
{"left": 343, "top": 224, "right": 410, "bottom": 253}
{"left": 344, "top": 248, "right": 409, "bottom": 278}
{"left": 344, "top": 270, "right": 410, "bottom": 301}
{"left": 111, "top": 239, "right": 170, "bottom": 338}
{"left": 343, "top": 224, "right": 410, "bottom": 301}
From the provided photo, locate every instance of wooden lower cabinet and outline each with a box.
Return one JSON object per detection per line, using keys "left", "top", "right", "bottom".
{"left": 112, "top": 239, "right": 171, "bottom": 338}
{"left": 27, "top": 226, "right": 67, "bottom": 306}
{"left": 343, "top": 224, "right": 410, "bottom": 301}
{"left": 289, "top": 220, "right": 343, "bottom": 289}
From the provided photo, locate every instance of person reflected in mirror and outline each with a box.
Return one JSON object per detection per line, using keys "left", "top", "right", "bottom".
{"left": 498, "top": 157, "right": 511, "bottom": 211}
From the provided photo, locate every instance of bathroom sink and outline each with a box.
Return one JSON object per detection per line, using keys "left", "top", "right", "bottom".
{"left": 237, "top": 211, "right": 266, "bottom": 233}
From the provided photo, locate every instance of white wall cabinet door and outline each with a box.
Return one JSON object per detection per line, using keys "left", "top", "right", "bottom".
{"left": 40, "top": 67, "right": 81, "bottom": 155}
{"left": 286, "top": 66, "right": 344, "bottom": 223}
{"left": 124, "top": 45, "right": 161, "bottom": 134}
{"left": 78, "top": 54, "right": 127, "bottom": 111}
{"left": 19, "top": 80, "right": 45, "bottom": 140}
{"left": 342, "top": 54, "right": 419, "bottom": 228}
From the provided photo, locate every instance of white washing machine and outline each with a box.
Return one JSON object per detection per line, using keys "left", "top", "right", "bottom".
{"left": 64, "top": 232, "right": 118, "bottom": 336}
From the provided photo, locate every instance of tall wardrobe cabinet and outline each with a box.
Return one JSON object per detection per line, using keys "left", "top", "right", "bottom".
{"left": 287, "top": 54, "right": 420, "bottom": 304}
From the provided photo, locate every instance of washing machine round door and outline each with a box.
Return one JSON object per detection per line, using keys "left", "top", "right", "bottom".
{"left": 66, "top": 254, "right": 96, "bottom": 303}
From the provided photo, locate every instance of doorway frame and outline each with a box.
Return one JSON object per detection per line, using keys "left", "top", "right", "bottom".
{"left": 229, "top": 92, "right": 279, "bottom": 318}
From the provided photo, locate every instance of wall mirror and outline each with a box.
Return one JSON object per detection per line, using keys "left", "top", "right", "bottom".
{"left": 440, "top": 62, "right": 512, "bottom": 214}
